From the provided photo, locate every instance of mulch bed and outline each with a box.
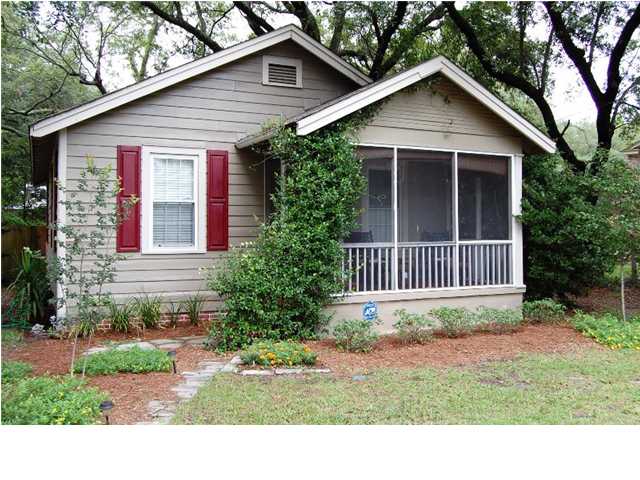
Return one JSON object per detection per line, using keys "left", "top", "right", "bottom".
{"left": 572, "top": 285, "right": 640, "bottom": 316}
{"left": 2, "top": 324, "right": 229, "bottom": 425}
{"left": 308, "top": 323, "right": 598, "bottom": 377}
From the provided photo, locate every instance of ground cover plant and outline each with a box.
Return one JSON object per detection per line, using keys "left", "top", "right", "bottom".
{"left": 240, "top": 340, "right": 317, "bottom": 367}
{"left": 74, "top": 346, "right": 172, "bottom": 375}
{"left": 1, "top": 329, "right": 24, "bottom": 347}
{"left": 522, "top": 299, "right": 566, "bottom": 323}
{"left": 333, "top": 318, "right": 379, "bottom": 353}
{"left": 1, "top": 362, "right": 107, "bottom": 425}
{"left": 393, "top": 309, "right": 434, "bottom": 344}
{"left": 173, "top": 349, "right": 639, "bottom": 425}
{"left": 572, "top": 311, "right": 640, "bottom": 350}
{"left": 2, "top": 360, "right": 32, "bottom": 383}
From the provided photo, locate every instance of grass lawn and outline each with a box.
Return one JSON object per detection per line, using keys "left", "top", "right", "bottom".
{"left": 173, "top": 349, "right": 640, "bottom": 424}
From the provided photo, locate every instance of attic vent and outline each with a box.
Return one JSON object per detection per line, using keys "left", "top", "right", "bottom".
{"left": 263, "top": 55, "right": 302, "bottom": 88}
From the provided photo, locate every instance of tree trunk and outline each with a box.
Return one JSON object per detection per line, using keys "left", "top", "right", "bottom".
{"left": 620, "top": 259, "right": 627, "bottom": 322}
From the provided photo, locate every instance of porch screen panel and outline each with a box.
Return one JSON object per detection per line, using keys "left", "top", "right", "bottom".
{"left": 344, "top": 147, "right": 393, "bottom": 293}
{"left": 347, "top": 147, "right": 393, "bottom": 244}
{"left": 457, "top": 154, "right": 510, "bottom": 240}
{"left": 397, "top": 149, "right": 453, "bottom": 242}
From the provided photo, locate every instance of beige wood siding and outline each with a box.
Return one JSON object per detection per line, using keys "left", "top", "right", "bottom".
{"left": 358, "top": 76, "right": 525, "bottom": 154}
{"left": 63, "top": 40, "right": 357, "bottom": 308}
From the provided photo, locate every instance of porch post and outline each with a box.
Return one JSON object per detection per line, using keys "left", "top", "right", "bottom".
{"left": 511, "top": 154, "right": 524, "bottom": 286}
{"left": 392, "top": 147, "right": 398, "bottom": 290}
{"left": 453, "top": 151, "right": 459, "bottom": 287}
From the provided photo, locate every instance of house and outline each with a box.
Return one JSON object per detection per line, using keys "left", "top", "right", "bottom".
{"left": 30, "top": 25, "right": 555, "bottom": 332}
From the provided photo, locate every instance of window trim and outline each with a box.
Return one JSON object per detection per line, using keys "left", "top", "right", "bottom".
{"left": 262, "top": 55, "right": 303, "bottom": 88}
{"left": 141, "top": 146, "right": 207, "bottom": 255}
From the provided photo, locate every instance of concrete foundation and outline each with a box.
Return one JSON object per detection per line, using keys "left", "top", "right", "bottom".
{"left": 325, "top": 286, "right": 525, "bottom": 333}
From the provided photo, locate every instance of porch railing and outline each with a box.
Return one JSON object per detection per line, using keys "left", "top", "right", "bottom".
{"left": 342, "top": 241, "right": 512, "bottom": 293}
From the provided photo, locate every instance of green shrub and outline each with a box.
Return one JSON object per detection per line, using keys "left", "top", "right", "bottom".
{"left": 1, "top": 375, "right": 106, "bottom": 425}
{"left": 207, "top": 124, "right": 366, "bottom": 351}
{"left": 333, "top": 319, "right": 379, "bottom": 353}
{"left": 430, "top": 307, "right": 475, "bottom": 338}
{"left": 1, "top": 329, "right": 24, "bottom": 347}
{"left": 74, "top": 346, "right": 172, "bottom": 375}
{"left": 2, "top": 360, "right": 32, "bottom": 383}
{"left": 107, "top": 299, "right": 135, "bottom": 333}
{"left": 6, "top": 247, "right": 50, "bottom": 327}
{"left": 240, "top": 340, "right": 317, "bottom": 367}
{"left": 572, "top": 311, "right": 640, "bottom": 350}
{"left": 393, "top": 309, "right": 434, "bottom": 344}
{"left": 135, "top": 294, "right": 162, "bottom": 329}
{"left": 166, "top": 301, "right": 183, "bottom": 328}
{"left": 522, "top": 299, "right": 566, "bottom": 324}
{"left": 182, "top": 294, "right": 205, "bottom": 326}
{"left": 475, "top": 307, "right": 523, "bottom": 334}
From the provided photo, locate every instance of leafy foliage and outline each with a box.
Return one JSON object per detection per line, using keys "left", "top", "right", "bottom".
{"left": 75, "top": 347, "right": 172, "bottom": 376}
{"left": 521, "top": 154, "right": 615, "bottom": 299}
{"left": 6, "top": 247, "right": 50, "bottom": 327}
{"left": 572, "top": 311, "right": 640, "bottom": 350}
{"left": 135, "top": 294, "right": 162, "bottom": 329}
{"left": 1, "top": 360, "right": 32, "bottom": 383}
{"left": 240, "top": 340, "right": 317, "bottom": 367}
{"left": 522, "top": 299, "right": 567, "bottom": 324}
{"left": 182, "top": 294, "right": 205, "bottom": 326}
{"left": 430, "top": 307, "right": 475, "bottom": 338}
{"left": 1, "top": 329, "right": 24, "bottom": 348}
{"left": 107, "top": 299, "right": 135, "bottom": 333}
{"left": 474, "top": 307, "right": 523, "bottom": 334}
{"left": 393, "top": 309, "right": 434, "bottom": 344}
{"left": 333, "top": 319, "right": 379, "bottom": 353}
{"left": 1, "top": 374, "right": 107, "bottom": 425}
{"left": 208, "top": 123, "right": 366, "bottom": 350}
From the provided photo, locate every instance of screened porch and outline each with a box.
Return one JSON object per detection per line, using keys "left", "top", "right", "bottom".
{"left": 343, "top": 146, "right": 514, "bottom": 294}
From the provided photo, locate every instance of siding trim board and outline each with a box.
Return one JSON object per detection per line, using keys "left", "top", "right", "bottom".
{"left": 30, "top": 25, "right": 370, "bottom": 138}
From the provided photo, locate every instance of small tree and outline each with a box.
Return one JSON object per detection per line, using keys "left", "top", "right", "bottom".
{"left": 49, "top": 156, "right": 137, "bottom": 373}
{"left": 594, "top": 154, "right": 640, "bottom": 320}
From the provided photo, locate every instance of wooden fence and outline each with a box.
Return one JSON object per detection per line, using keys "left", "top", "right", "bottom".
{"left": 1, "top": 225, "right": 47, "bottom": 285}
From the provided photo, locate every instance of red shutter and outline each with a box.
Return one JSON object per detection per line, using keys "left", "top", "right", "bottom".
{"left": 207, "top": 150, "right": 229, "bottom": 251}
{"left": 116, "top": 145, "right": 141, "bottom": 252}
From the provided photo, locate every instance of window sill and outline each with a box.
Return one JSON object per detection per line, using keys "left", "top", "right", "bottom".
{"left": 141, "top": 248, "right": 206, "bottom": 255}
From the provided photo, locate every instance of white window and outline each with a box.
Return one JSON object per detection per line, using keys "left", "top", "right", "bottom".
{"left": 142, "top": 147, "right": 206, "bottom": 254}
{"left": 262, "top": 55, "right": 302, "bottom": 88}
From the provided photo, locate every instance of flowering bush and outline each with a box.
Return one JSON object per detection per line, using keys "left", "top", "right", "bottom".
{"left": 572, "top": 311, "right": 640, "bottom": 350}
{"left": 240, "top": 340, "right": 317, "bottom": 367}
{"left": 393, "top": 309, "right": 434, "bottom": 344}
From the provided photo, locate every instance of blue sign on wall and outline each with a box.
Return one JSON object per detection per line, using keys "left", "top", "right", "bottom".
{"left": 362, "top": 301, "right": 378, "bottom": 321}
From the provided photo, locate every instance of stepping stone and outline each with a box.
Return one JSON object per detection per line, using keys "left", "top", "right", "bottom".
{"left": 149, "top": 339, "right": 184, "bottom": 346}
{"left": 229, "top": 356, "right": 243, "bottom": 365}
{"left": 198, "top": 361, "right": 226, "bottom": 368}
{"left": 116, "top": 341, "right": 155, "bottom": 351}
{"left": 83, "top": 346, "right": 109, "bottom": 356}
{"left": 306, "top": 368, "right": 331, "bottom": 374}
{"left": 240, "top": 370, "right": 274, "bottom": 376}
{"left": 352, "top": 375, "right": 368, "bottom": 381}
{"left": 220, "top": 364, "right": 238, "bottom": 373}
{"left": 176, "top": 336, "right": 206, "bottom": 341}
{"left": 275, "top": 368, "right": 304, "bottom": 375}
{"left": 185, "top": 338, "right": 206, "bottom": 346}
{"left": 155, "top": 342, "right": 183, "bottom": 350}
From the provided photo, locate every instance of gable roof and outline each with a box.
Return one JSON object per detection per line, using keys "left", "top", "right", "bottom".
{"left": 29, "top": 24, "right": 371, "bottom": 138}
{"left": 237, "top": 56, "right": 556, "bottom": 153}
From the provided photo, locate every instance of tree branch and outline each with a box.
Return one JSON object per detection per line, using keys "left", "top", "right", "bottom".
{"left": 233, "top": 1, "right": 274, "bottom": 36}
{"left": 282, "top": 1, "right": 320, "bottom": 41}
{"left": 141, "top": 1, "right": 224, "bottom": 52}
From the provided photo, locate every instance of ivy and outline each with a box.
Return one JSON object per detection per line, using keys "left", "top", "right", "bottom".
{"left": 207, "top": 105, "right": 387, "bottom": 350}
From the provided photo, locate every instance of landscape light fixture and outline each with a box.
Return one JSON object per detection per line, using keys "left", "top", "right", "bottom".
{"left": 168, "top": 350, "right": 177, "bottom": 374}
{"left": 99, "top": 400, "right": 113, "bottom": 425}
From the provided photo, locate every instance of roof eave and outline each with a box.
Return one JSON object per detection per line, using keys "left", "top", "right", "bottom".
{"left": 30, "top": 24, "right": 371, "bottom": 139}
